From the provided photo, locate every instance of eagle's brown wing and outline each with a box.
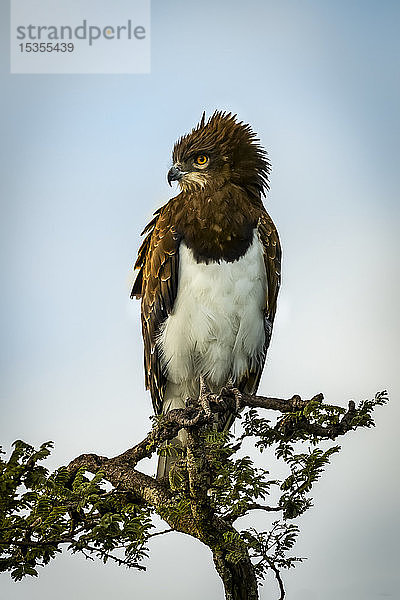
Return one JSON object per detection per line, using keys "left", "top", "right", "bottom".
{"left": 259, "top": 211, "right": 281, "bottom": 326}
{"left": 130, "top": 203, "right": 181, "bottom": 415}
{"left": 238, "top": 211, "right": 281, "bottom": 395}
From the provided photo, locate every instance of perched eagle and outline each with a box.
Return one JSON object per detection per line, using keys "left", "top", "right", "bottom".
{"left": 131, "top": 111, "right": 281, "bottom": 478}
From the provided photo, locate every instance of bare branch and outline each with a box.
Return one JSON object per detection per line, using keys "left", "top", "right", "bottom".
{"left": 266, "top": 557, "right": 286, "bottom": 600}
{"left": 240, "top": 392, "right": 320, "bottom": 413}
{"left": 148, "top": 528, "right": 174, "bottom": 539}
{"left": 225, "top": 503, "right": 282, "bottom": 524}
{"left": 78, "top": 544, "right": 146, "bottom": 571}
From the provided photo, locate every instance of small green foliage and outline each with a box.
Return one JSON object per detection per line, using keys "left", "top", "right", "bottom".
{"left": 157, "top": 442, "right": 183, "bottom": 459}
{"left": 222, "top": 530, "right": 248, "bottom": 564}
{"left": 0, "top": 441, "right": 153, "bottom": 580}
{"left": 279, "top": 446, "right": 340, "bottom": 519}
{"left": 348, "top": 390, "right": 388, "bottom": 429}
{"left": 213, "top": 391, "right": 388, "bottom": 587}
{"left": 204, "top": 430, "right": 278, "bottom": 521}
{"left": 159, "top": 498, "right": 191, "bottom": 528}
{"left": 243, "top": 521, "right": 304, "bottom": 582}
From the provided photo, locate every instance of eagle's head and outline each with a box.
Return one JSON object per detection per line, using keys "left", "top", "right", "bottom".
{"left": 168, "top": 111, "right": 271, "bottom": 197}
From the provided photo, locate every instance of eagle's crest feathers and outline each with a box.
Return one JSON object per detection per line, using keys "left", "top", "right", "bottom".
{"left": 172, "top": 111, "right": 271, "bottom": 196}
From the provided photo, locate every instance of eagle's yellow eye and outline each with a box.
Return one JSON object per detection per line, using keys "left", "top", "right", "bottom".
{"left": 195, "top": 154, "right": 208, "bottom": 166}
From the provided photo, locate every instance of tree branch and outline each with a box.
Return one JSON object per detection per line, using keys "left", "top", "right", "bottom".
{"left": 225, "top": 503, "right": 282, "bottom": 524}
{"left": 266, "top": 557, "right": 286, "bottom": 600}
{"left": 240, "top": 392, "right": 322, "bottom": 413}
{"left": 1, "top": 389, "right": 387, "bottom": 600}
{"left": 66, "top": 392, "right": 362, "bottom": 507}
{"left": 148, "top": 528, "right": 174, "bottom": 539}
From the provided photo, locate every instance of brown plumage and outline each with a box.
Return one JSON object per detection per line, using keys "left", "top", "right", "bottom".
{"left": 131, "top": 111, "right": 281, "bottom": 476}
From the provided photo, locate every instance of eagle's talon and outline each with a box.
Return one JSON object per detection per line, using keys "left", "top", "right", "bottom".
{"left": 220, "top": 382, "right": 242, "bottom": 414}
{"left": 185, "top": 396, "right": 194, "bottom": 408}
{"left": 198, "top": 376, "right": 217, "bottom": 418}
{"left": 199, "top": 395, "right": 213, "bottom": 418}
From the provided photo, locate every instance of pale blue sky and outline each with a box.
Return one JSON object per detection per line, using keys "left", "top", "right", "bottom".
{"left": 1, "top": 1, "right": 399, "bottom": 599}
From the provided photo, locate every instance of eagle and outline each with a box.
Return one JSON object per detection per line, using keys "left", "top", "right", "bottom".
{"left": 131, "top": 111, "right": 281, "bottom": 478}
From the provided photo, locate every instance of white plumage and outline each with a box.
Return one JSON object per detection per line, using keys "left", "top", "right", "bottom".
{"left": 157, "top": 230, "right": 267, "bottom": 413}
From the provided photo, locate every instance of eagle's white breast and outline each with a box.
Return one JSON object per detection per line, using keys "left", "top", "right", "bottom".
{"left": 157, "top": 230, "right": 267, "bottom": 398}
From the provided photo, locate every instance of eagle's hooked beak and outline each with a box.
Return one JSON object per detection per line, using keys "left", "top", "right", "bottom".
{"left": 167, "top": 165, "right": 184, "bottom": 186}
